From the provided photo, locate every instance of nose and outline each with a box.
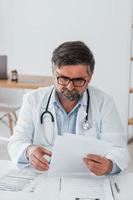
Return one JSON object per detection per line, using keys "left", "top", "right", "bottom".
{"left": 66, "top": 80, "right": 74, "bottom": 90}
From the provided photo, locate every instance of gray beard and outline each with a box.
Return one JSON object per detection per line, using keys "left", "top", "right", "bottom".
{"left": 58, "top": 88, "right": 81, "bottom": 101}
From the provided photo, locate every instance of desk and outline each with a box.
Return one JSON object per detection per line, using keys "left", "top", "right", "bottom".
{"left": 0, "top": 74, "right": 53, "bottom": 89}
{"left": 0, "top": 160, "right": 59, "bottom": 200}
{"left": 110, "top": 173, "right": 133, "bottom": 200}
{"left": 0, "top": 160, "right": 132, "bottom": 200}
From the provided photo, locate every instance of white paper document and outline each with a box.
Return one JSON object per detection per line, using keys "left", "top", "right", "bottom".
{"left": 0, "top": 168, "right": 42, "bottom": 193}
{"left": 60, "top": 174, "right": 114, "bottom": 200}
{"left": 49, "top": 134, "right": 113, "bottom": 175}
{"left": 110, "top": 173, "right": 133, "bottom": 200}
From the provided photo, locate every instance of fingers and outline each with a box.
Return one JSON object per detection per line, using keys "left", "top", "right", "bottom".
{"left": 27, "top": 145, "right": 52, "bottom": 171}
{"left": 86, "top": 154, "right": 105, "bottom": 163}
{"left": 83, "top": 157, "right": 104, "bottom": 175}
{"left": 83, "top": 154, "right": 113, "bottom": 176}
{"left": 29, "top": 153, "right": 49, "bottom": 171}
{"left": 41, "top": 148, "right": 52, "bottom": 157}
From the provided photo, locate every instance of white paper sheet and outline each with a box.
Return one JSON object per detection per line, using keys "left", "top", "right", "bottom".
{"left": 110, "top": 173, "right": 133, "bottom": 200}
{"left": 60, "top": 174, "right": 114, "bottom": 200}
{"left": 49, "top": 134, "right": 113, "bottom": 175}
{"left": 0, "top": 168, "right": 42, "bottom": 193}
{"left": 0, "top": 191, "right": 53, "bottom": 200}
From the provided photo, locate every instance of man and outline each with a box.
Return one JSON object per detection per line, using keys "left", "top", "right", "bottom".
{"left": 8, "top": 41, "right": 129, "bottom": 175}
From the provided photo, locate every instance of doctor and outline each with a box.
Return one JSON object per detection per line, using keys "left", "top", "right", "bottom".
{"left": 8, "top": 41, "right": 129, "bottom": 175}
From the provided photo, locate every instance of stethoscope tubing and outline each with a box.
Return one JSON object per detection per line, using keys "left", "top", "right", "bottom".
{"left": 40, "top": 87, "right": 54, "bottom": 124}
{"left": 40, "top": 87, "right": 90, "bottom": 130}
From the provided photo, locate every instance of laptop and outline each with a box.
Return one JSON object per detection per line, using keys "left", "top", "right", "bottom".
{"left": 0, "top": 55, "right": 8, "bottom": 79}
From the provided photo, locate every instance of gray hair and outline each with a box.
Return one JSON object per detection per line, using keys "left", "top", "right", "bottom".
{"left": 51, "top": 41, "right": 95, "bottom": 74}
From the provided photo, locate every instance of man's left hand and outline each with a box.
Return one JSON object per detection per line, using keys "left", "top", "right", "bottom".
{"left": 83, "top": 154, "right": 113, "bottom": 176}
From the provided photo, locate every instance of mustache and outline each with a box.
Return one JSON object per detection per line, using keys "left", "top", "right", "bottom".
{"left": 60, "top": 88, "right": 80, "bottom": 101}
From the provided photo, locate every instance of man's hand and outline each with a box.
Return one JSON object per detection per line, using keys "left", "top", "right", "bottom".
{"left": 26, "top": 145, "right": 52, "bottom": 171}
{"left": 83, "top": 154, "right": 113, "bottom": 176}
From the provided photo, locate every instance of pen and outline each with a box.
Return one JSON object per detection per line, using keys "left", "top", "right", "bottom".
{"left": 59, "top": 177, "right": 62, "bottom": 192}
{"left": 114, "top": 182, "right": 120, "bottom": 193}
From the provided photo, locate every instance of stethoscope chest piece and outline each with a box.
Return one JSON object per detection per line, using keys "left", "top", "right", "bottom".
{"left": 82, "top": 120, "right": 91, "bottom": 130}
{"left": 81, "top": 88, "right": 91, "bottom": 130}
{"left": 40, "top": 87, "right": 91, "bottom": 144}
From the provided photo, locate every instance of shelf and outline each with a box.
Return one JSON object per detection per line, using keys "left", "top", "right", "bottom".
{"left": 128, "top": 118, "right": 133, "bottom": 125}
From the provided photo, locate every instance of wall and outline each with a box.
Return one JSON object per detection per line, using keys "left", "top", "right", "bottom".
{"left": 0, "top": 0, "right": 132, "bottom": 133}
{"left": 128, "top": 14, "right": 133, "bottom": 139}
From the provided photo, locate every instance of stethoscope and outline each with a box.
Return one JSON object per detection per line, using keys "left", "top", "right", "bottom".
{"left": 40, "top": 87, "right": 91, "bottom": 131}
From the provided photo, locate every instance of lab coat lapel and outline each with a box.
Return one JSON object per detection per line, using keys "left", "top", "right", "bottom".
{"left": 48, "top": 88, "right": 58, "bottom": 137}
{"left": 48, "top": 106, "right": 58, "bottom": 137}
{"left": 76, "top": 105, "right": 86, "bottom": 135}
{"left": 76, "top": 91, "right": 87, "bottom": 135}
{"left": 40, "top": 88, "right": 58, "bottom": 146}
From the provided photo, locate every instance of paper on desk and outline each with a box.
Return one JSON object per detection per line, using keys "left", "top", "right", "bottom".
{"left": 49, "top": 134, "right": 113, "bottom": 175}
{"left": 110, "top": 173, "right": 133, "bottom": 199}
{"left": 60, "top": 174, "right": 114, "bottom": 200}
{"left": 0, "top": 191, "right": 54, "bottom": 200}
{"left": 0, "top": 168, "right": 43, "bottom": 193}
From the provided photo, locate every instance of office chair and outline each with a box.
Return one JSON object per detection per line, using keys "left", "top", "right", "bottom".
{"left": 0, "top": 88, "right": 24, "bottom": 135}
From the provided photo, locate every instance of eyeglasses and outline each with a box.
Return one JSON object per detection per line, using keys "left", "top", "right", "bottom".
{"left": 57, "top": 76, "right": 87, "bottom": 87}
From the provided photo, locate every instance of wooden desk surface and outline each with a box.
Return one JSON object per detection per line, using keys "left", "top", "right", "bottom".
{"left": 0, "top": 74, "right": 53, "bottom": 89}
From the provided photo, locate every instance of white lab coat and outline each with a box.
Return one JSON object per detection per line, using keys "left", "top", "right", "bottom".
{"left": 8, "top": 85, "right": 130, "bottom": 171}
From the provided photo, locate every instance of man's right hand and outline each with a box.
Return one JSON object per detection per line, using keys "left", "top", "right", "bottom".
{"left": 26, "top": 145, "right": 52, "bottom": 171}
